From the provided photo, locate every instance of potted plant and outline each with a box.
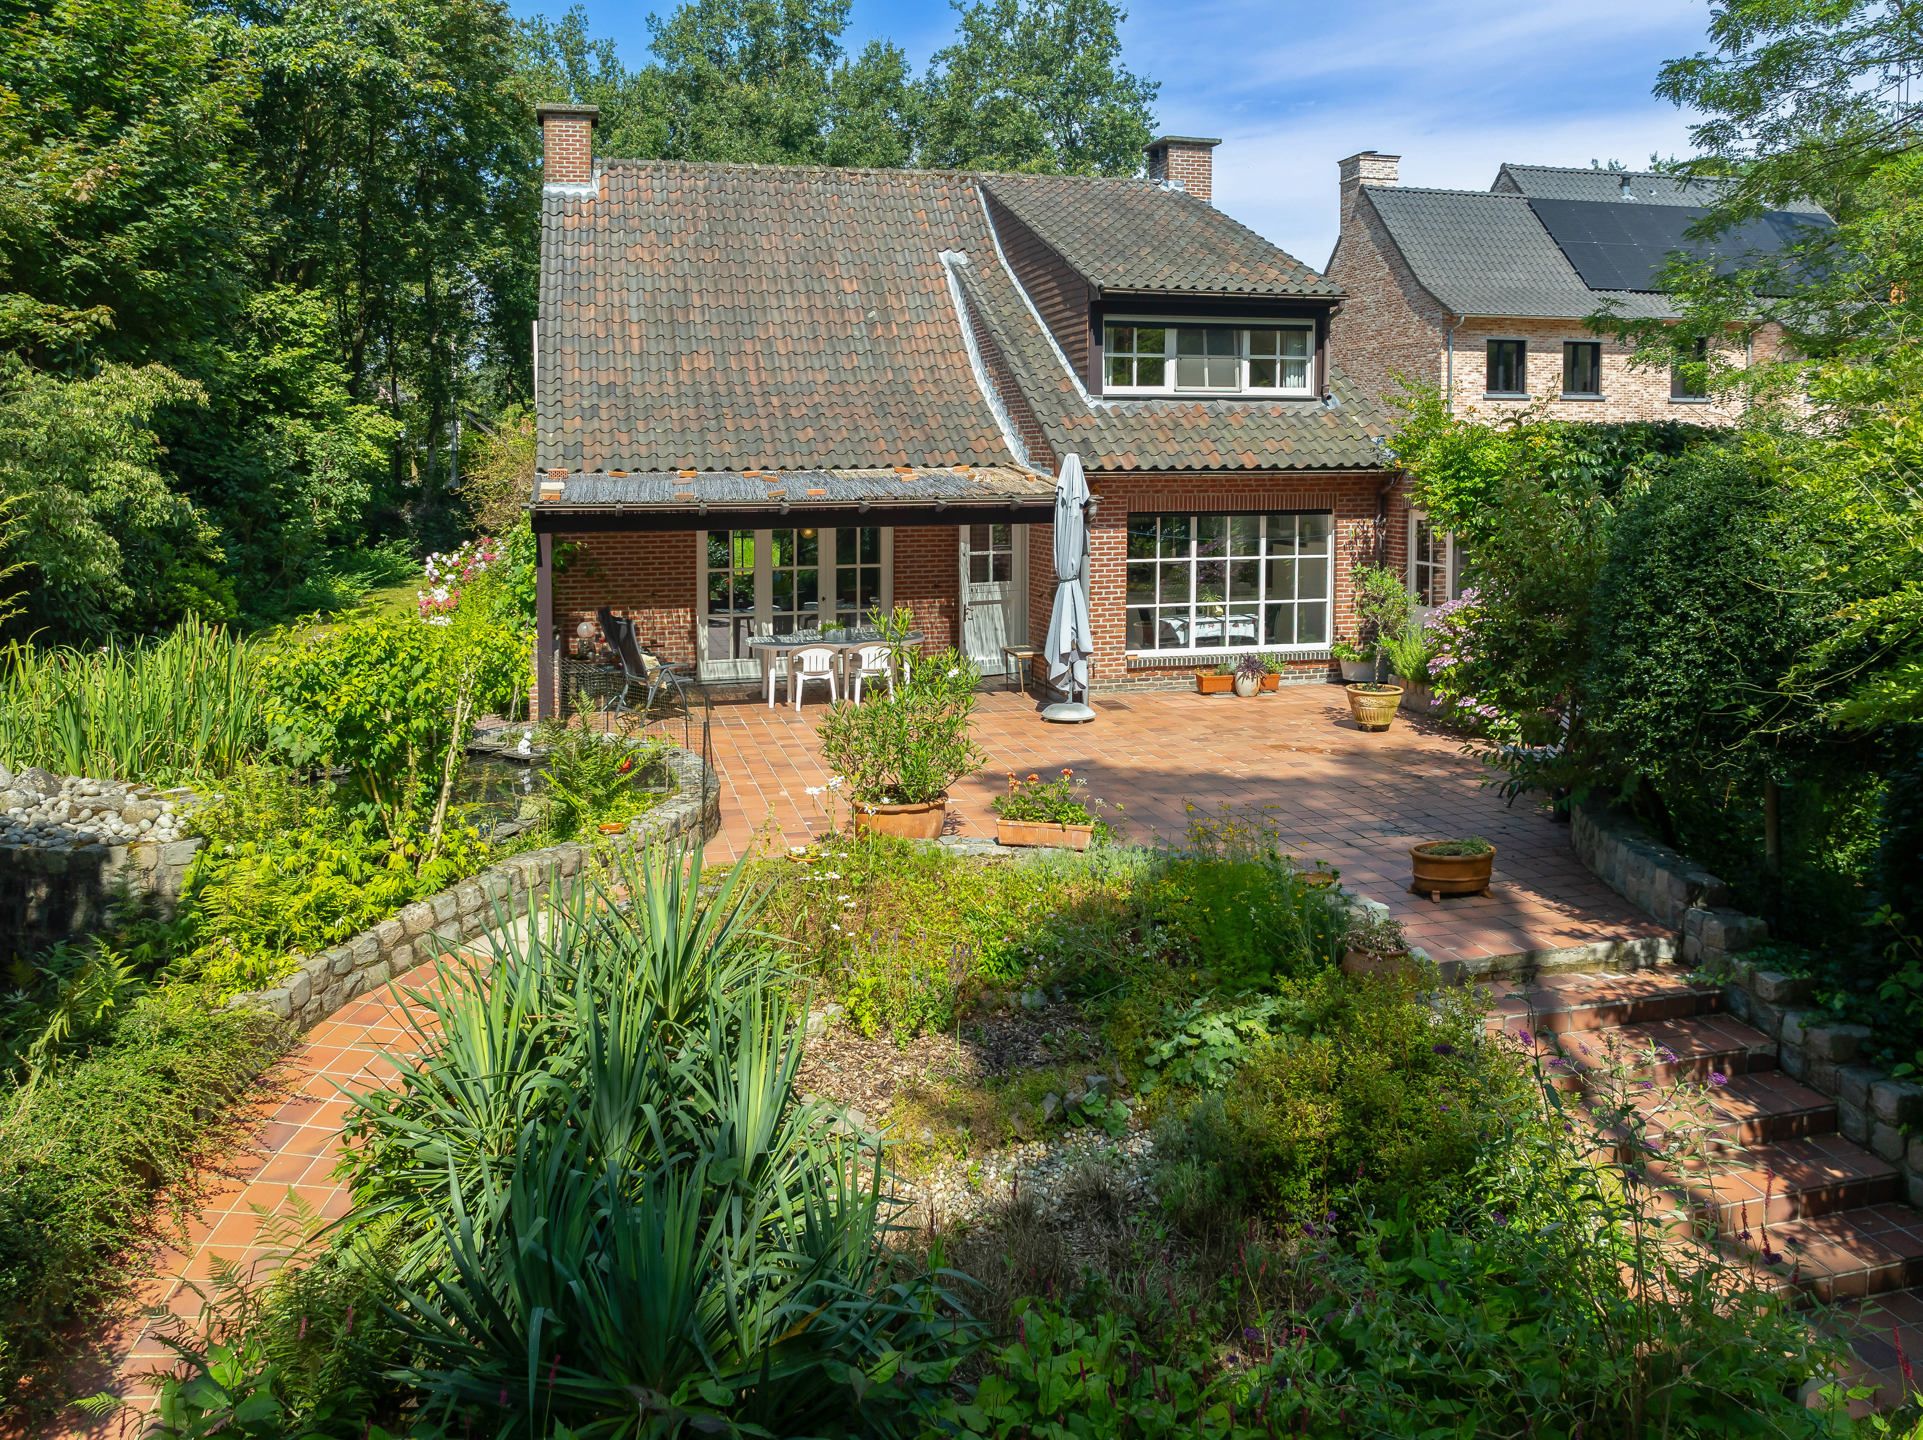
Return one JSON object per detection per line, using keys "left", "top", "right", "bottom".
{"left": 1380, "top": 622, "right": 1437, "bottom": 713}
{"left": 1345, "top": 681, "right": 1403, "bottom": 731}
{"left": 1341, "top": 910, "right": 1416, "bottom": 978}
{"left": 1344, "top": 564, "right": 1412, "bottom": 729}
{"left": 1330, "top": 638, "right": 1377, "bottom": 685}
{"left": 1258, "top": 653, "right": 1287, "bottom": 691}
{"left": 1410, "top": 836, "right": 1497, "bottom": 898}
{"left": 1231, "top": 654, "right": 1266, "bottom": 698}
{"left": 1194, "top": 662, "right": 1235, "bottom": 696}
{"left": 816, "top": 649, "right": 985, "bottom": 841}
{"left": 993, "top": 768, "right": 1097, "bottom": 850}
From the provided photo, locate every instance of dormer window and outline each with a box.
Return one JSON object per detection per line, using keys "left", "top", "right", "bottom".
{"left": 1103, "top": 320, "right": 1315, "bottom": 397}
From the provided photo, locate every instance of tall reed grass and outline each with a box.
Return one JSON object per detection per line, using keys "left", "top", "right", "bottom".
{"left": 0, "top": 621, "right": 268, "bottom": 784}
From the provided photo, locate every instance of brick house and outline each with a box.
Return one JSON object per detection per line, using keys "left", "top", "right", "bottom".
{"left": 1324, "top": 155, "right": 1831, "bottom": 601}
{"left": 529, "top": 107, "right": 1395, "bottom": 716}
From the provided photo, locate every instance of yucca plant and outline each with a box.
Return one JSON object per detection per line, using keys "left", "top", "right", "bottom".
{"left": 340, "top": 845, "right": 971, "bottom": 1436}
{"left": 0, "top": 621, "right": 266, "bottom": 783}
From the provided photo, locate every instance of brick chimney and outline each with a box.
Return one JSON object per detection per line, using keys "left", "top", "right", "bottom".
{"left": 538, "top": 103, "right": 599, "bottom": 187}
{"left": 1145, "top": 135, "right": 1221, "bottom": 203}
{"left": 1337, "top": 151, "right": 1399, "bottom": 222}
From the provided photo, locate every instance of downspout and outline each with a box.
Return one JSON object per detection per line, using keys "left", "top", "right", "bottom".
{"left": 1443, "top": 313, "right": 1464, "bottom": 412}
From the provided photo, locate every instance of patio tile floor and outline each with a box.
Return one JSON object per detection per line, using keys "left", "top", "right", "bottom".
{"left": 703, "top": 681, "right": 1666, "bottom": 968}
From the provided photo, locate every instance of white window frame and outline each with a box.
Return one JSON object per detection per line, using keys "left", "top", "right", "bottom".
{"left": 1123, "top": 511, "right": 1334, "bottom": 658}
{"left": 1407, "top": 512, "right": 1463, "bottom": 609}
{"left": 1102, "top": 317, "right": 1317, "bottom": 398}
{"left": 696, "top": 525, "right": 894, "bottom": 678}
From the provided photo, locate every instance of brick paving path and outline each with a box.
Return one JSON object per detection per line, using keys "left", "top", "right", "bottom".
{"left": 706, "top": 682, "right": 1665, "bottom": 968}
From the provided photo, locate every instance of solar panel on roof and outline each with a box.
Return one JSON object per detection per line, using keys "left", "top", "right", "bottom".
{"left": 1527, "top": 198, "right": 1833, "bottom": 294}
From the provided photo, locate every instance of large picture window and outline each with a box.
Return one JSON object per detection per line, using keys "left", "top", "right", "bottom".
{"left": 1102, "top": 321, "right": 1316, "bottom": 397}
{"left": 700, "top": 526, "right": 890, "bottom": 678}
{"left": 1125, "top": 512, "right": 1331, "bottom": 653}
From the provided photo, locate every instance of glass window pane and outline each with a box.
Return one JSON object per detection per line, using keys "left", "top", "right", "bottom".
{"left": 1127, "top": 517, "right": 1158, "bottom": 559}
{"left": 969, "top": 523, "right": 990, "bottom": 550}
{"left": 1159, "top": 562, "right": 1191, "bottom": 603}
{"left": 1162, "top": 514, "right": 1191, "bottom": 550}
{"left": 1229, "top": 558, "right": 1261, "bottom": 599}
{"left": 1195, "top": 515, "right": 1227, "bottom": 553}
{"left": 1266, "top": 557, "right": 1296, "bottom": 597}
{"left": 1281, "top": 327, "right": 1311, "bottom": 357}
{"left": 1226, "top": 603, "right": 1259, "bottom": 646}
{"left": 836, "top": 568, "right": 858, "bottom": 607}
{"left": 1127, "top": 606, "right": 1157, "bottom": 649}
{"left": 1108, "top": 356, "right": 1132, "bottom": 386}
{"left": 1176, "top": 328, "right": 1205, "bottom": 356}
{"left": 1298, "top": 513, "right": 1332, "bottom": 548}
{"left": 1206, "top": 356, "right": 1238, "bottom": 388}
{"left": 1195, "top": 560, "right": 1227, "bottom": 602}
{"left": 707, "top": 532, "right": 731, "bottom": 568}
{"left": 1137, "top": 356, "right": 1165, "bottom": 387}
{"left": 1297, "top": 602, "right": 1328, "bottom": 644}
{"left": 1229, "top": 516, "right": 1262, "bottom": 555}
{"left": 1296, "top": 556, "right": 1329, "bottom": 600}
{"left": 708, "top": 570, "right": 731, "bottom": 604}
{"left": 1137, "top": 326, "right": 1165, "bottom": 353}
{"left": 1247, "top": 329, "right": 1280, "bottom": 358}
{"left": 1248, "top": 358, "right": 1278, "bottom": 389}
{"left": 1266, "top": 513, "right": 1298, "bottom": 547}
{"left": 772, "top": 571, "right": 793, "bottom": 606}
{"left": 1108, "top": 325, "right": 1133, "bottom": 352}
{"left": 1264, "top": 603, "right": 1292, "bottom": 646}
{"left": 1126, "top": 565, "right": 1155, "bottom": 604}
{"left": 1281, "top": 358, "right": 1310, "bottom": 390}
{"left": 970, "top": 554, "right": 988, "bottom": 585}
{"left": 1157, "top": 609, "right": 1189, "bottom": 648}
{"left": 991, "top": 552, "right": 1011, "bottom": 582}
{"left": 1176, "top": 355, "right": 1208, "bottom": 388}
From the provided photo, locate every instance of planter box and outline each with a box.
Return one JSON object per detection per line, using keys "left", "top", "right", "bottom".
{"left": 1194, "top": 670, "right": 1234, "bottom": 695}
{"left": 1410, "top": 841, "right": 1496, "bottom": 898}
{"left": 1260, "top": 673, "right": 1281, "bottom": 692}
{"left": 1345, "top": 683, "right": 1403, "bottom": 731}
{"left": 1337, "top": 658, "right": 1377, "bottom": 684}
{"left": 854, "top": 796, "right": 948, "bottom": 841}
{"left": 1395, "top": 677, "right": 1437, "bottom": 713}
{"left": 995, "top": 818, "right": 1095, "bottom": 851}
{"left": 1342, "top": 947, "right": 1419, "bottom": 979}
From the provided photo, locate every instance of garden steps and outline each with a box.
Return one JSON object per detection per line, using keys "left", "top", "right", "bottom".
{"left": 1529, "top": 971, "right": 1923, "bottom": 1409}
{"left": 1484, "top": 969, "right": 1724, "bottom": 1038}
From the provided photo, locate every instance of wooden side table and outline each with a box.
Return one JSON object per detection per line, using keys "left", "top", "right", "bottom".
{"left": 1001, "top": 645, "right": 1041, "bottom": 694}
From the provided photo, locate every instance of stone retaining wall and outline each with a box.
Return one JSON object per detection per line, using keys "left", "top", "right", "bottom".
{"left": 0, "top": 770, "right": 203, "bottom": 960}
{"left": 231, "top": 746, "right": 720, "bottom": 1031}
{"left": 1569, "top": 802, "right": 1923, "bottom": 1206}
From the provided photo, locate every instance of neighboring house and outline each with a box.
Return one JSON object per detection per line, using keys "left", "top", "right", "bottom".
{"left": 529, "top": 106, "right": 1394, "bottom": 714}
{"left": 1325, "top": 154, "right": 1832, "bottom": 602}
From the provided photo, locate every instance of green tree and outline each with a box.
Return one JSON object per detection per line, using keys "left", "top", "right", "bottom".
{"left": 648, "top": 0, "right": 857, "bottom": 163}
{"left": 917, "top": 0, "right": 1158, "bottom": 174}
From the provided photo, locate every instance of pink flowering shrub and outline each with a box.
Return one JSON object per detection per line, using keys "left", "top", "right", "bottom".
{"left": 416, "top": 536, "right": 501, "bottom": 624}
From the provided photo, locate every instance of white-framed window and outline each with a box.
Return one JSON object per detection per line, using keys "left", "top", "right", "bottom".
{"left": 1102, "top": 320, "right": 1317, "bottom": 397}
{"left": 1408, "top": 513, "right": 1464, "bottom": 608}
{"left": 699, "top": 526, "right": 892, "bottom": 677}
{"left": 1125, "top": 511, "right": 1332, "bottom": 654}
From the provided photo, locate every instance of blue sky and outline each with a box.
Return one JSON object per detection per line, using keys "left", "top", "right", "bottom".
{"left": 520, "top": 0, "right": 1719, "bottom": 265}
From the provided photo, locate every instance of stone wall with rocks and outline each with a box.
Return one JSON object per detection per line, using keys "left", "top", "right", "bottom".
{"left": 231, "top": 745, "right": 720, "bottom": 1031}
{"left": 1570, "top": 801, "right": 1923, "bottom": 1207}
{"left": 0, "top": 767, "right": 203, "bottom": 960}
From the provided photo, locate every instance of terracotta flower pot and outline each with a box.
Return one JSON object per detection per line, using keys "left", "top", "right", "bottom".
{"left": 1195, "top": 670, "right": 1234, "bottom": 695}
{"left": 1409, "top": 841, "right": 1496, "bottom": 898}
{"left": 995, "top": 818, "right": 1095, "bottom": 851}
{"left": 1341, "top": 947, "right": 1418, "bottom": 979}
{"left": 1345, "top": 683, "right": 1403, "bottom": 731}
{"left": 1259, "top": 672, "right": 1281, "bottom": 692}
{"left": 854, "top": 796, "right": 948, "bottom": 841}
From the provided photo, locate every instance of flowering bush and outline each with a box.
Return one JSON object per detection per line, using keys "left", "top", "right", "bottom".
{"left": 992, "top": 768, "right": 1095, "bottom": 826}
{"left": 415, "top": 536, "right": 501, "bottom": 624}
{"left": 815, "top": 648, "right": 984, "bottom": 807}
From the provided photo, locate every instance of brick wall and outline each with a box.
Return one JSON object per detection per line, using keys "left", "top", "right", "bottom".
{"left": 891, "top": 525, "right": 961, "bottom": 652}
{"left": 1326, "top": 184, "right": 1448, "bottom": 406}
{"left": 1444, "top": 318, "right": 1754, "bottom": 423}
{"left": 1145, "top": 140, "right": 1217, "bottom": 203}
{"left": 539, "top": 106, "right": 596, "bottom": 187}
{"left": 1083, "top": 471, "right": 1404, "bottom": 691}
{"left": 554, "top": 531, "right": 699, "bottom": 664}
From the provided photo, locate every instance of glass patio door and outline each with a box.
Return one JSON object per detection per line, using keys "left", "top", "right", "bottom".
{"left": 960, "top": 523, "right": 1025, "bottom": 675}
{"left": 698, "top": 526, "right": 890, "bottom": 681}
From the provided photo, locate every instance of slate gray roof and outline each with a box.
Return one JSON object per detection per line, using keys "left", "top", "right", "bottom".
{"left": 537, "top": 159, "right": 1383, "bottom": 489}
{"left": 1361, "top": 186, "right": 1680, "bottom": 321}
{"left": 1493, "top": 163, "right": 1830, "bottom": 215}
{"left": 980, "top": 174, "right": 1340, "bottom": 297}
{"left": 950, "top": 253, "right": 1387, "bottom": 473}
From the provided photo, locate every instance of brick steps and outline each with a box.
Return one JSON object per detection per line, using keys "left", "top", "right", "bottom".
{"left": 1505, "top": 968, "right": 1923, "bottom": 1409}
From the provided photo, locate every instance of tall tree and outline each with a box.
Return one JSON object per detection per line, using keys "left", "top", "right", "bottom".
{"left": 917, "top": 0, "right": 1157, "bottom": 174}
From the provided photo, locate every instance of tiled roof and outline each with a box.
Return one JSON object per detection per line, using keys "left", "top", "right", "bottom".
{"left": 981, "top": 173, "right": 1339, "bottom": 296}
{"left": 533, "top": 465, "right": 1054, "bottom": 510}
{"left": 1493, "top": 163, "right": 1830, "bottom": 215}
{"left": 538, "top": 159, "right": 1384, "bottom": 488}
{"left": 538, "top": 163, "right": 1019, "bottom": 475}
{"left": 1362, "top": 186, "right": 1680, "bottom": 321}
{"left": 951, "top": 253, "right": 1388, "bottom": 473}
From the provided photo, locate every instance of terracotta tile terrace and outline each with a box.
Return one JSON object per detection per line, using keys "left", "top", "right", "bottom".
{"left": 701, "top": 680, "right": 1667, "bottom": 970}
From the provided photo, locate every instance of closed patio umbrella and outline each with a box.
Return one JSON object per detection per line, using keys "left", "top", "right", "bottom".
{"left": 1042, "top": 453, "right": 1095, "bottom": 723}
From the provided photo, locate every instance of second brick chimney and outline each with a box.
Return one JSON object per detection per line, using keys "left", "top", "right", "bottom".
{"left": 1145, "top": 135, "right": 1221, "bottom": 203}
{"left": 1337, "top": 150, "right": 1400, "bottom": 223}
{"left": 538, "top": 103, "right": 599, "bottom": 187}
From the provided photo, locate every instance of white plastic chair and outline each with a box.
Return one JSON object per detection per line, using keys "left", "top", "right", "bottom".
{"left": 848, "top": 644, "right": 894, "bottom": 703}
{"left": 762, "top": 649, "right": 786, "bottom": 709}
{"left": 788, "top": 645, "right": 838, "bottom": 710}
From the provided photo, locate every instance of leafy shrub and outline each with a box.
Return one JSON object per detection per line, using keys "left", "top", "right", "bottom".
{"left": 816, "top": 649, "right": 985, "bottom": 806}
{"left": 1152, "top": 970, "right": 1526, "bottom": 1230}
{"left": 534, "top": 703, "right": 663, "bottom": 840}
{"left": 1139, "top": 995, "right": 1285, "bottom": 1091}
{"left": 299, "top": 847, "right": 971, "bottom": 1436}
{"left": 0, "top": 990, "right": 286, "bottom": 1404}
{"left": 161, "top": 766, "right": 488, "bottom": 995}
{"left": 0, "top": 620, "right": 266, "bottom": 784}
{"left": 1377, "top": 617, "right": 1434, "bottom": 685}
{"left": 1142, "top": 852, "right": 1346, "bottom": 991}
